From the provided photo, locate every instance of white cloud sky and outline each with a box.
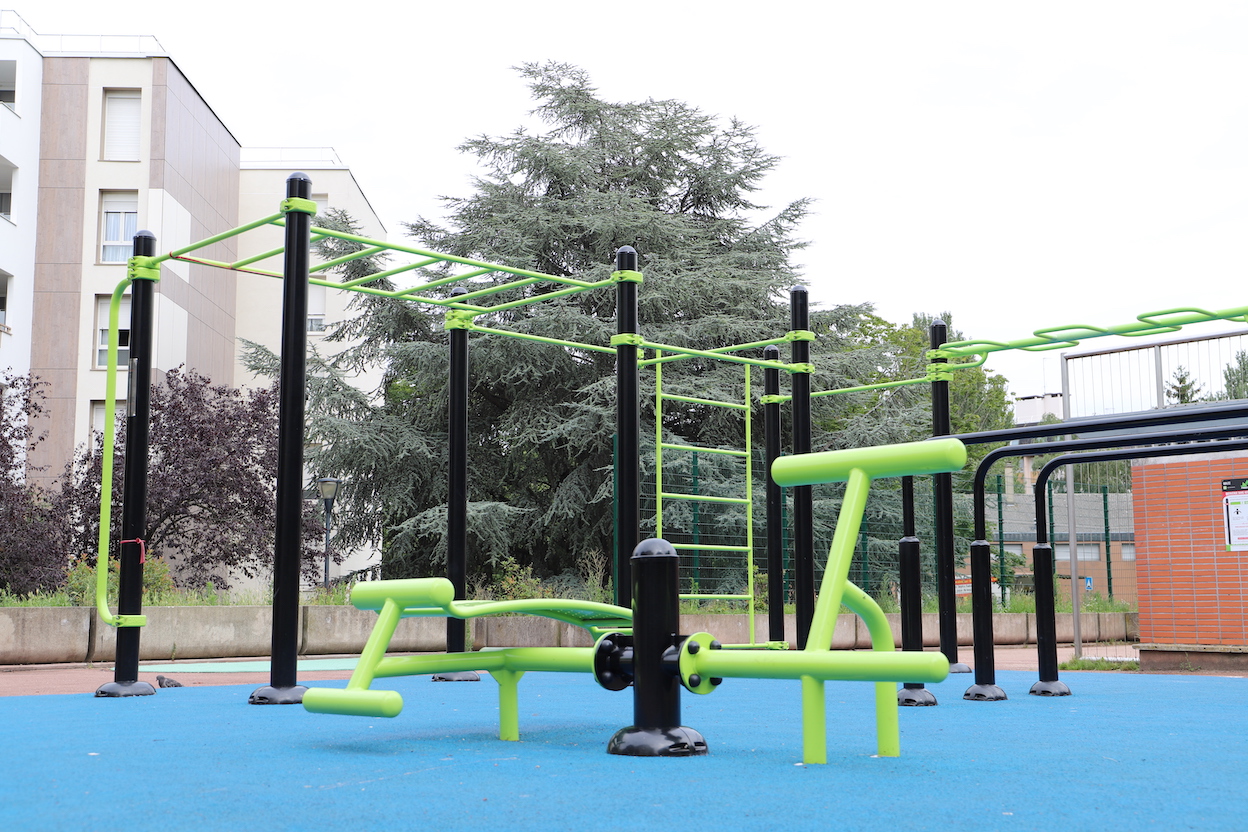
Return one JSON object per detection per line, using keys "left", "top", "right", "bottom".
{"left": 21, "top": 0, "right": 1248, "bottom": 398}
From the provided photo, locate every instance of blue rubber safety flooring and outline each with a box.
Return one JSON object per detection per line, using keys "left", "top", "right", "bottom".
{"left": 1, "top": 669, "right": 1244, "bottom": 831}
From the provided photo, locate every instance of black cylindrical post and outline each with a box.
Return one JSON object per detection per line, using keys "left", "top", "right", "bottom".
{"left": 607, "top": 539, "right": 706, "bottom": 757}
{"left": 763, "top": 345, "right": 785, "bottom": 643}
{"left": 434, "top": 289, "right": 479, "bottom": 682}
{"left": 1030, "top": 473, "right": 1069, "bottom": 695}
{"left": 964, "top": 539, "right": 1006, "bottom": 700}
{"left": 790, "top": 288, "right": 814, "bottom": 648}
{"left": 929, "top": 320, "right": 969, "bottom": 673}
{"left": 251, "top": 173, "right": 313, "bottom": 705}
{"left": 614, "top": 247, "right": 641, "bottom": 607}
{"left": 96, "top": 230, "right": 157, "bottom": 699}
{"left": 897, "top": 476, "right": 935, "bottom": 706}
{"left": 964, "top": 454, "right": 1006, "bottom": 699}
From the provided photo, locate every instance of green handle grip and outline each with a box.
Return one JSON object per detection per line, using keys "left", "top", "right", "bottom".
{"left": 350, "top": 578, "right": 456, "bottom": 611}
{"left": 771, "top": 438, "right": 967, "bottom": 486}
{"left": 303, "top": 688, "right": 404, "bottom": 718}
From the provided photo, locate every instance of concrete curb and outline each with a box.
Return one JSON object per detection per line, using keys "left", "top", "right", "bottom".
{"left": 0, "top": 607, "right": 1138, "bottom": 665}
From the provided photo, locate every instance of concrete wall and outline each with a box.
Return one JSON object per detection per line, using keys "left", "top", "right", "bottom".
{"left": 0, "top": 608, "right": 1138, "bottom": 666}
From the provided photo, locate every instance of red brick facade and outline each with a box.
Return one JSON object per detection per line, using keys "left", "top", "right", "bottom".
{"left": 1134, "top": 454, "right": 1248, "bottom": 647}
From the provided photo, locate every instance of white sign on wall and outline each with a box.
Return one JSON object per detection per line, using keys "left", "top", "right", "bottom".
{"left": 1222, "top": 478, "right": 1248, "bottom": 552}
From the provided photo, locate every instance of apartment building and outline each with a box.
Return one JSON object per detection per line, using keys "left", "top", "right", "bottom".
{"left": 1, "top": 12, "right": 385, "bottom": 581}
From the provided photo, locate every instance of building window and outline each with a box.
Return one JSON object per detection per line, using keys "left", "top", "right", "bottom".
{"left": 0, "top": 157, "right": 13, "bottom": 221}
{"left": 102, "top": 90, "right": 141, "bottom": 161}
{"left": 100, "top": 192, "right": 138, "bottom": 263}
{"left": 1120, "top": 543, "right": 1136, "bottom": 562}
{"left": 91, "top": 400, "right": 126, "bottom": 437}
{"left": 0, "top": 272, "right": 8, "bottom": 328}
{"left": 0, "top": 60, "right": 14, "bottom": 111}
{"left": 307, "top": 282, "right": 326, "bottom": 332}
{"left": 1055, "top": 543, "right": 1100, "bottom": 562}
{"left": 96, "top": 294, "right": 130, "bottom": 368}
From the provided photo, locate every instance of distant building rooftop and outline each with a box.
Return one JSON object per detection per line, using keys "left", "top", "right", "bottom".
{"left": 0, "top": 10, "right": 167, "bottom": 57}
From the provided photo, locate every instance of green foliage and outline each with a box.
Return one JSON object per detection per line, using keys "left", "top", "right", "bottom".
{"left": 62, "top": 556, "right": 178, "bottom": 607}
{"left": 257, "top": 64, "right": 1016, "bottom": 590}
{"left": 1059, "top": 657, "right": 1139, "bottom": 671}
{"left": 1165, "top": 365, "right": 1203, "bottom": 404}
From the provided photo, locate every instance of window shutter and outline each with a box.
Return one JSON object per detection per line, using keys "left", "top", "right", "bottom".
{"left": 103, "top": 91, "right": 141, "bottom": 161}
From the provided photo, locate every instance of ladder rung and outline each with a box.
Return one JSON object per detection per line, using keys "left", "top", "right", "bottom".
{"left": 660, "top": 443, "right": 748, "bottom": 458}
{"left": 659, "top": 492, "right": 749, "bottom": 505}
{"left": 658, "top": 393, "right": 749, "bottom": 411}
{"left": 679, "top": 593, "right": 750, "bottom": 601}
{"left": 671, "top": 543, "right": 751, "bottom": 552}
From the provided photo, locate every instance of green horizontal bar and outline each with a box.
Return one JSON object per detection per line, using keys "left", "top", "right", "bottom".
{"left": 161, "top": 211, "right": 286, "bottom": 263}
{"left": 679, "top": 593, "right": 750, "bottom": 600}
{"left": 659, "top": 492, "right": 749, "bottom": 505}
{"left": 671, "top": 543, "right": 751, "bottom": 552}
{"left": 940, "top": 304, "right": 1248, "bottom": 358}
{"left": 658, "top": 393, "right": 749, "bottom": 410}
{"left": 470, "top": 278, "right": 618, "bottom": 314}
{"left": 310, "top": 245, "right": 391, "bottom": 274}
{"left": 297, "top": 222, "right": 601, "bottom": 289}
{"left": 810, "top": 376, "right": 931, "bottom": 398}
{"left": 660, "top": 443, "right": 748, "bottom": 457}
{"left": 640, "top": 336, "right": 792, "bottom": 366}
{"left": 467, "top": 324, "right": 615, "bottom": 354}
{"left": 639, "top": 344, "right": 792, "bottom": 371}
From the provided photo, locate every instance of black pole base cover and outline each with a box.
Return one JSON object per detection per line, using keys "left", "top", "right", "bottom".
{"left": 432, "top": 671, "right": 481, "bottom": 682}
{"left": 607, "top": 725, "right": 707, "bottom": 757}
{"left": 897, "top": 686, "right": 938, "bottom": 707}
{"left": 963, "top": 683, "right": 1008, "bottom": 702}
{"left": 95, "top": 680, "right": 156, "bottom": 698}
{"left": 248, "top": 684, "right": 307, "bottom": 705}
{"left": 1029, "top": 679, "right": 1072, "bottom": 697}
{"left": 949, "top": 662, "right": 972, "bottom": 674}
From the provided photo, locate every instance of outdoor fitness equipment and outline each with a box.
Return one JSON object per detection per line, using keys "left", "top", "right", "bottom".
{"left": 304, "top": 437, "right": 964, "bottom": 763}
{"left": 90, "top": 174, "right": 804, "bottom": 701}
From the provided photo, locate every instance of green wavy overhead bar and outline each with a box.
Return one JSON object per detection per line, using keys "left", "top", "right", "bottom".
{"left": 93, "top": 206, "right": 810, "bottom": 626}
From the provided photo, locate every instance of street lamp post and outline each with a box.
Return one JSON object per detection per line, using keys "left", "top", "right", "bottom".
{"left": 317, "top": 477, "right": 342, "bottom": 589}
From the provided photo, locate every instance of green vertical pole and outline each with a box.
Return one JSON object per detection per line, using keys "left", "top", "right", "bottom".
{"left": 996, "top": 474, "right": 1006, "bottom": 607}
{"left": 1102, "top": 485, "right": 1113, "bottom": 600}
{"left": 691, "top": 450, "right": 701, "bottom": 586}
{"left": 1047, "top": 479, "right": 1056, "bottom": 577}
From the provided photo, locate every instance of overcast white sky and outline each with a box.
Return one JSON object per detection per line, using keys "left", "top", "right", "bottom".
{"left": 23, "top": 1, "right": 1248, "bottom": 398}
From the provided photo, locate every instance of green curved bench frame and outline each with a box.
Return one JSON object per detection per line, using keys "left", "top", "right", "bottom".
{"left": 304, "top": 437, "right": 966, "bottom": 763}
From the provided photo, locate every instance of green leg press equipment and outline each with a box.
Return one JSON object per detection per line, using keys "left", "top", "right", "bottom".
{"left": 304, "top": 437, "right": 966, "bottom": 764}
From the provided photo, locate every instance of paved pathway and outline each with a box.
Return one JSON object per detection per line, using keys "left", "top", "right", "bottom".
{"left": 0, "top": 644, "right": 1150, "bottom": 697}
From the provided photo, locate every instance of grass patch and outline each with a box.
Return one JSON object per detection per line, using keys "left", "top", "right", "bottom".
{"left": 1059, "top": 657, "right": 1140, "bottom": 671}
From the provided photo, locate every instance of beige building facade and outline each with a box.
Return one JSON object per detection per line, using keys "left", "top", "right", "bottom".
{"left": 3, "top": 11, "right": 385, "bottom": 583}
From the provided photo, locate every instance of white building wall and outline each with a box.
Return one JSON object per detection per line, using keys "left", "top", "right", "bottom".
{"left": 73, "top": 57, "right": 154, "bottom": 447}
{"left": 236, "top": 149, "right": 389, "bottom": 582}
{"left": 0, "top": 15, "right": 43, "bottom": 378}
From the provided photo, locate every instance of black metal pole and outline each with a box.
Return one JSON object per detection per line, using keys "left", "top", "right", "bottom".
{"left": 607, "top": 538, "right": 707, "bottom": 757}
{"left": 96, "top": 230, "right": 157, "bottom": 698}
{"left": 434, "top": 288, "right": 479, "bottom": 681}
{"left": 1029, "top": 437, "right": 1248, "bottom": 695}
{"left": 763, "top": 345, "right": 785, "bottom": 643}
{"left": 614, "top": 247, "right": 641, "bottom": 608}
{"left": 897, "top": 476, "right": 935, "bottom": 706}
{"left": 790, "top": 288, "right": 814, "bottom": 648}
{"left": 251, "top": 173, "right": 313, "bottom": 705}
{"left": 1030, "top": 509, "right": 1066, "bottom": 695}
{"left": 930, "top": 320, "right": 970, "bottom": 673}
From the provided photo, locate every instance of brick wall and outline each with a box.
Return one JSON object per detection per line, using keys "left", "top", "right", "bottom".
{"left": 1134, "top": 453, "right": 1248, "bottom": 646}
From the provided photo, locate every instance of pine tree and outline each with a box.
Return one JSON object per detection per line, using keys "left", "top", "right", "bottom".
{"left": 287, "top": 63, "right": 993, "bottom": 585}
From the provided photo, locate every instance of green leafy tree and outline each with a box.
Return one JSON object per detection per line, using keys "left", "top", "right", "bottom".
{"left": 0, "top": 371, "right": 66, "bottom": 595}
{"left": 1217, "top": 351, "right": 1248, "bottom": 401}
{"left": 1165, "top": 365, "right": 1203, "bottom": 405}
{"left": 272, "top": 62, "right": 940, "bottom": 587}
{"left": 54, "top": 368, "right": 327, "bottom": 589}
